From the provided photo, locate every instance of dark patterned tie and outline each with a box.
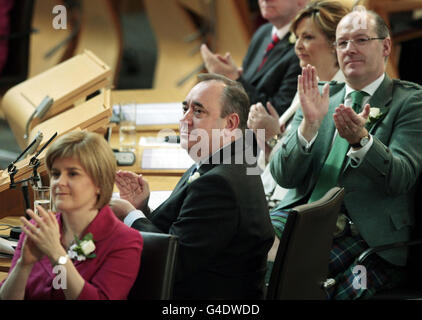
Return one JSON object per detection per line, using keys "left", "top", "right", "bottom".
{"left": 257, "top": 33, "right": 280, "bottom": 71}
{"left": 308, "top": 91, "right": 368, "bottom": 203}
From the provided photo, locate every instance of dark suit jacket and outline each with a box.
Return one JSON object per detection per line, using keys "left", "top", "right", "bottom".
{"left": 270, "top": 75, "right": 422, "bottom": 266}
{"left": 238, "top": 23, "right": 301, "bottom": 115}
{"left": 132, "top": 140, "right": 275, "bottom": 299}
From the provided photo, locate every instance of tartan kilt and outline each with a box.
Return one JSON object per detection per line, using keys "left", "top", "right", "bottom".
{"left": 270, "top": 209, "right": 407, "bottom": 299}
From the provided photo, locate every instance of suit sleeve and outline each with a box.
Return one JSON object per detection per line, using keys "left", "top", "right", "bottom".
{"left": 238, "top": 51, "right": 300, "bottom": 115}
{"left": 270, "top": 106, "right": 316, "bottom": 188}
{"left": 349, "top": 90, "right": 422, "bottom": 195}
{"left": 131, "top": 217, "right": 163, "bottom": 233}
{"left": 168, "top": 174, "right": 238, "bottom": 282}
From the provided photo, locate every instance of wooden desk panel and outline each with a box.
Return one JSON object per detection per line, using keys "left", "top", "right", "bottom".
{"left": 0, "top": 216, "right": 20, "bottom": 273}
{"left": 0, "top": 271, "right": 7, "bottom": 282}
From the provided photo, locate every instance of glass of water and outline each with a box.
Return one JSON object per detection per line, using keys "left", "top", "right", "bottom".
{"left": 119, "top": 102, "right": 138, "bottom": 152}
{"left": 33, "top": 186, "right": 51, "bottom": 215}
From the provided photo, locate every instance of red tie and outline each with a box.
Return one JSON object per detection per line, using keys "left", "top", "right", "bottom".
{"left": 257, "top": 33, "right": 280, "bottom": 71}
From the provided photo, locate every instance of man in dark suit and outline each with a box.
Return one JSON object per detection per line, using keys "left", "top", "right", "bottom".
{"left": 270, "top": 9, "right": 422, "bottom": 299}
{"left": 110, "top": 73, "right": 275, "bottom": 299}
{"left": 200, "top": 0, "right": 307, "bottom": 115}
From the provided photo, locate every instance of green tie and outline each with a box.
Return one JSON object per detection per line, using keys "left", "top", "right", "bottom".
{"left": 308, "top": 91, "right": 368, "bottom": 203}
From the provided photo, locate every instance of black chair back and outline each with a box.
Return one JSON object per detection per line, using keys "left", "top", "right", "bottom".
{"left": 128, "top": 231, "right": 179, "bottom": 300}
{"left": 266, "top": 187, "right": 345, "bottom": 300}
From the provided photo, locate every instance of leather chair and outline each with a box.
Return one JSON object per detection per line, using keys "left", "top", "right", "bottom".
{"left": 266, "top": 187, "right": 345, "bottom": 300}
{"left": 128, "top": 231, "right": 179, "bottom": 300}
{"left": 356, "top": 178, "right": 422, "bottom": 299}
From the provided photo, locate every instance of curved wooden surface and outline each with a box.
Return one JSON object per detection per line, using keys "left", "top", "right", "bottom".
{"left": 74, "top": 0, "right": 123, "bottom": 87}
{"left": 143, "top": 0, "right": 205, "bottom": 96}
{"left": 177, "top": 0, "right": 250, "bottom": 65}
{"left": 29, "top": 0, "right": 74, "bottom": 77}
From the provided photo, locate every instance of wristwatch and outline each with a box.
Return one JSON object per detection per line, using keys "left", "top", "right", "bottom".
{"left": 350, "top": 135, "right": 370, "bottom": 148}
{"left": 55, "top": 255, "right": 68, "bottom": 266}
{"left": 266, "top": 134, "right": 282, "bottom": 148}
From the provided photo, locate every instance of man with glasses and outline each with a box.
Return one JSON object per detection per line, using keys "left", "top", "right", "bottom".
{"left": 269, "top": 8, "right": 422, "bottom": 299}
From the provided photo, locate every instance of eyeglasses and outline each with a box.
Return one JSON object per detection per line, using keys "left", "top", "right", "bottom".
{"left": 333, "top": 37, "right": 386, "bottom": 50}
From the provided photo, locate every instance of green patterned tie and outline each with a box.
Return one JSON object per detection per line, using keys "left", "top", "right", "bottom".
{"left": 308, "top": 91, "right": 368, "bottom": 203}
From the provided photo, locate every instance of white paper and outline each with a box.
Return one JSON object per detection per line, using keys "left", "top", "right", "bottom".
{"left": 148, "top": 191, "right": 173, "bottom": 210}
{"left": 139, "top": 136, "right": 175, "bottom": 147}
{"left": 114, "top": 102, "right": 183, "bottom": 125}
{"left": 112, "top": 191, "right": 172, "bottom": 211}
{"left": 0, "top": 237, "right": 15, "bottom": 255}
{"left": 142, "top": 148, "right": 194, "bottom": 169}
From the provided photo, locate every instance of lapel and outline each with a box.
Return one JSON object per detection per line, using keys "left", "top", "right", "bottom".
{"left": 249, "top": 33, "right": 293, "bottom": 83}
{"left": 172, "top": 165, "right": 197, "bottom": 191}
{"left": 365, "top": 74, "right": 393, "bottom": 134}
{"left": 341, "top": 75, "right": 392, "bottom": 173}
{"left": 169, "top": 139, "right": 247, "bottom": 197}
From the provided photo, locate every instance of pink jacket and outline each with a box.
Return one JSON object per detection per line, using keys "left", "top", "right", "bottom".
{"left": 1, "top": 205, "right": 143, "bottom": 300}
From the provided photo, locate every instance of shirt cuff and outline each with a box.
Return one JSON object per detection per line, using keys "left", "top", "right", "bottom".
{"left": 297, "top": 127, "right": 318, "bottom": 152}
{"left": 123, "top": 210, "right": 146, "bottom": 227}
{"left": 347, "top": 134, "right": 374, "bottom": 166}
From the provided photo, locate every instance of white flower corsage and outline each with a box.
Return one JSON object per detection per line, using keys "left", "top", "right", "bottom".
{"left": 67, "top": 232, "right": 96, "bottom": 261}
{"left": 188, "top": 171, "right": 201, "bottom": 184}
{"left": 288, "top": 33, "right": 297, "bottom": 44}
{"left": 366, "top": 107, "right": 383, "bottom": 127}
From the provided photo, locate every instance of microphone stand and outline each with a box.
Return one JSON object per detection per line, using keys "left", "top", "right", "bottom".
{"left": 7, "top": 132, "right": 58, "bottom": 223}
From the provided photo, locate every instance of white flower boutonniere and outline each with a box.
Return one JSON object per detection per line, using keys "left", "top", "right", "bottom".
{"left": 67, "top": 232, "right": 96, "bottom": 261}
{"left": 366, "top": 107, "right": 383, "bottom": 127}
{"left": 288, "top": 33, "right": 296, "bottom": 44}
{"left": 188, "top": 171, "right": 200, "bottom": 184}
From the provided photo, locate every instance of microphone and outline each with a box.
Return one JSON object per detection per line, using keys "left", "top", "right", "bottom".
{"left": 24, "top": 96, "right": 54, "bottom": 141}
{"left": 7, "top": 131, "right": 44, "bottom": 176}
{"left": 164, "top": 135, "right": 180, "bottom": 143}
{"left": 20, "top": 131, "right": 43, "bottom": 160}
{"left": 29, "top": 132, "right": 58, "bottom": 188}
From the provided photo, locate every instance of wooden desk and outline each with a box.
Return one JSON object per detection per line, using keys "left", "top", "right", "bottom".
{"left": 0, "top": 216, "right": 20, "bottom": 281}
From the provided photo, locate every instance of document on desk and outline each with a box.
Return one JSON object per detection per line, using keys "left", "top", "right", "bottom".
{"left": 0, "top": 237, "right": 16, "bottom": 257}
{"left": 112, "top": 191, "right": 172, "bottom": 211}
{"left": 113, "top": 102, "right": 182, "bottom": 125}
{"left": 142, "top": 147, "right": 194, "bottom": 170}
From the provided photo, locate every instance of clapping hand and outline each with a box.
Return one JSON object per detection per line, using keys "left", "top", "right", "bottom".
{"left": 298, "top": 65, "right": 330, "bottom": 141}
{"left": 334, "top": 103, "right": 371, "bottom": 145}
{"left": 115, "top": 170, "right": 150, "bottom": 211}
{"left": 247, "top": 102, "right": 281, "bottom": 141}
{"left": 200, "top": 44, "right": 241, "bottom": 80}
{"left": 20, "top": 206, "right": 64, "bottom": 266}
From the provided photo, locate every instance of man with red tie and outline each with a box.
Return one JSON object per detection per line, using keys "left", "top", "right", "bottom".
{"left": 200, "top": 0, "right": 307, "bottom": 115}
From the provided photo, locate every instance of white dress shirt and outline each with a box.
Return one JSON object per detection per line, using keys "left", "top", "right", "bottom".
{"left": 272, "top": 23, "right": 291, "bottom": 42}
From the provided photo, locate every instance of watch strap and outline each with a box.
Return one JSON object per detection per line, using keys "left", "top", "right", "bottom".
{"left": 350, "top": 141, "right": 362, "bottom": 148}
{"left": 350, "top": 135, "right": 369, "bottom": 148}
{"left": 266, "top": 133, "right": 282, "bottom": 148}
